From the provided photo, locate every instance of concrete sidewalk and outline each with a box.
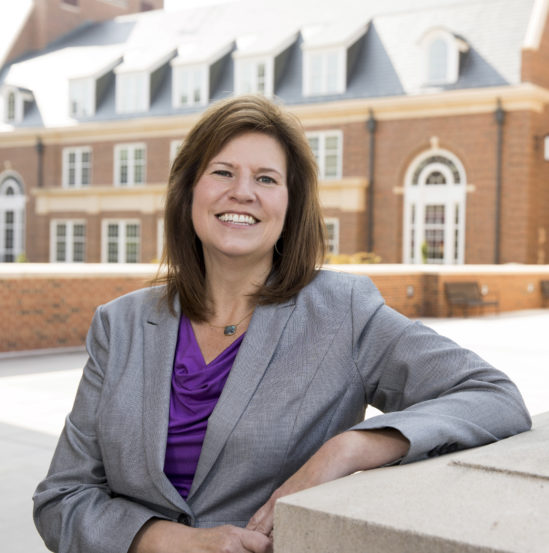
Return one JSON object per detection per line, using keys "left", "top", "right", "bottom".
{"left": 1, "top": 310, "right": 548, "bottom": 553}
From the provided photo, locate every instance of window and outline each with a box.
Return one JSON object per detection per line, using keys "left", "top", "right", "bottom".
{"left": 170, "top": 139, "right": 183, "bottom": 164}
{"left": 173, "top": 65, "right": 206, "bottom": 107}
{"left": 114, "top": 144, "right": 146, "bottom": 187}
{"left": 307, "top": 131, "right": 342, "bottom": 179}
{"left": 324, "top": 218, "right": 339, "bottom": 254}
{"left": 2, "top": 88, "right": 31, "bottom": 124}
{"left": 403, "top": 150, "right": 466, "bottom": 264}
{"left": 0, "top": 178, "right": 25, "bottom": 262}
{"left": 235, "top": 58, "right": 271, "bottom": 95}
{"left": 6, "top": 92, "right": 16, "bottom": 122}
{"left": 102, "top": 220, "right": 140, "bottom": 263}
{"left": 62, "top": 147, "right": 91, "bottom": 188}
{"left": 420, "top": 29, "right": 468, "bottom": 86}
{"left": 51, "top": 221, "right": 86, "bottom": 262}
{"left": 69, "top": 79, "right": 94, "bottom": 117}
{"left": 116, "top": 72, "right": 148, "bottom": 113}
{"left": 304, "top": 49, "right": 342, "bottom": 96}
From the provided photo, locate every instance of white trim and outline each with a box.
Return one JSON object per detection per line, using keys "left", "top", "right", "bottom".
{"left": 524, "top": 0, "right": 549, "bottom": 50}
{"left": 114, "top": 143, "right": 146, "bottom": 187}
{"left": 170, "top": 139, "right": 183, "bottom": 163}
{"left": 172, "top": 64, "right": 208, "bottom": 108}
{"left": 303, "top": 47, "right": 346, "bottom": 96}
{"left": 306, "top": 130, "right": 343, "bottom": 179}
{"left": 50, "top": 219, "right": 86, "bottom": 263}
{"left": 62, "top": 146, "right": 92, "bottom": 188}
{"left": 115, "top": 72, "right": 149, "bottom": 113}
{"left": 234, "top": 56, "right": 273, "bottom": 96}
{"left": 324, "top": 217, "right": 340, "bottom": 254}
{"left": 419, "top": 28, "right": 468, "bottom": 86}
{"left": 403, "top": 148, "right": 467, "bottom": 265}
{"left": 0, "top": 176, "right": 25, "bottom": 262}
{"left": 101, "top": 219, "right": 141, "bottom": 263}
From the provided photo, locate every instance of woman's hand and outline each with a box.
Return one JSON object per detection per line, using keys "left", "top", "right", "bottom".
{"left": 129, "top": 519, "right": 272, "bottom": 553}
{"left": 246, "top": 428, "right": 410, "bottom": 537}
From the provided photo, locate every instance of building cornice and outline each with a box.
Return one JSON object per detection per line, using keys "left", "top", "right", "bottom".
{"left": 2, "top": 83, "right": 549, "bottom": 146}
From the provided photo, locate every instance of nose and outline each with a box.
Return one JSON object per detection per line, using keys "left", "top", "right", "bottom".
{"left": 230, "top": 172, "right": 255, "bottom": 202}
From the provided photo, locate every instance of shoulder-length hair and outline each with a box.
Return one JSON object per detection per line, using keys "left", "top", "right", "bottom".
{"left": 156, "top": 94, "right": 325, "bottom": 320}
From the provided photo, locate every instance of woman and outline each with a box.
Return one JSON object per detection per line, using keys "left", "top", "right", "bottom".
{"left": 33, "top": 95, "right": 531, "bottom": 553}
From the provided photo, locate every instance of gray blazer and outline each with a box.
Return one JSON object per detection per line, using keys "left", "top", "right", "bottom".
{"left": 33, "top": 270, "right": 531, "bottom": 553}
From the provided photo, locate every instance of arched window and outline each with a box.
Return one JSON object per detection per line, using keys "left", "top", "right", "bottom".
{"left": 419, "top": 29, "right": 468, "bottom": 86}
{"left": 403, "top": 150, "right": 466, "bottom": 264}
{"left": 0, "top": 177, "right": 25, "bottom": 262}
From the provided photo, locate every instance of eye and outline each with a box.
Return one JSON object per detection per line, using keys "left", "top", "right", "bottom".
{"left": 257, "top": 175, "right": 277, "bottom": 185}
{"left": 212, "top": 169, "right": 232, "bottom": 178}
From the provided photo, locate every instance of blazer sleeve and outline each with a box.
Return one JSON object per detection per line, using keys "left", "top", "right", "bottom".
{"left": 347, "top": 276, "right": 532, "bottom": 463}
{"left": 32, "top": 306, "right": 164, "bottom": 553}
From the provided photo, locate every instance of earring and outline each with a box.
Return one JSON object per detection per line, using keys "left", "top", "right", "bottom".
{"left": 274, "top": 240, "right": 282, "bottom": 256}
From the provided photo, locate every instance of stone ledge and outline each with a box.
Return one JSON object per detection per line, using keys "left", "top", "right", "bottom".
{"left": 274, "top": 411, "right": 549, "bottom": 553}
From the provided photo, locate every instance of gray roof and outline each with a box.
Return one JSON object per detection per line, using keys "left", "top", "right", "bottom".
{"left": 0, "top": 0, "right": 538, "bottom": 129}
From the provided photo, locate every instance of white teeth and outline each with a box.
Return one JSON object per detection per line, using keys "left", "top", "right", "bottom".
{"left": 218, "top": 213, "right": 257, "bottom": 225}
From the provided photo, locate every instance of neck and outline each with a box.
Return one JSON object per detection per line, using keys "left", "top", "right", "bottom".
{"left": 203, "top": 254, "right": 272, "bottom": 323}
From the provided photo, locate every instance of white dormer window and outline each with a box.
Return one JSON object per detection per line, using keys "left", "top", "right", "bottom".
{"left": 235, "top": 58, "right": 271, "bottom": 95}
{"left": 69, "top": 78, "right": 94, "bottom": 117}
{"left": 420, "top": 29, "right": 469, "bottom": 86}
{"left": 172, "top": 65, "right": 207, "bottom": 107}
{"left": 2, "top": 86, "right": 32, "bottom": 123}
{"left": 304, "top": 49, "right": 344, "bottom": 96}
{"left": 301, "top": 22, "right": 367, "bottom": 97}
{"left": 116, "top": 72, "right": 148, "bottom": 113}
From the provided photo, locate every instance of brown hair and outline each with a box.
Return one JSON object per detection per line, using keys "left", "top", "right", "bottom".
{"left": 156, "top": 94, "right": 325, "bottom": 320}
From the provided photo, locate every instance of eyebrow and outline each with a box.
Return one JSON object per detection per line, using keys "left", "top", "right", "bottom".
{"left": 209, "top": 160, "right": 286, "bottom": 178}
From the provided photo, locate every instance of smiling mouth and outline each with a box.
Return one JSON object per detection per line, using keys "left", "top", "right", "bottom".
{"left": 217, "top": 213, "right": 259, "bottom": 225}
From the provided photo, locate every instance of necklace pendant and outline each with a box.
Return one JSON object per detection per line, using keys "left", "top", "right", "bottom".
{"left": 224, "top": 325, "right": 237, "bottom": 336}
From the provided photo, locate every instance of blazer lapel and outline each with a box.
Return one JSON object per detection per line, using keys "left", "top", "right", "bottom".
{"left": 142, "top": 296, "right": 192, "bottom": 513}
{"left": 188, "top": 298, "right": 296, "bottom": 499}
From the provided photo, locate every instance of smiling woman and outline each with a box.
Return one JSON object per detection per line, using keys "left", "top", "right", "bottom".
{"left": 33, "top": 95, "right": 531, "bottom": 553}
{"left": 191, "top": 132, "right": 288, "bottom": 275}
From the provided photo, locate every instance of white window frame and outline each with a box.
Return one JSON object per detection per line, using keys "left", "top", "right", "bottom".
{"left": 420, "top": 29, "right": 468, "bottom": 86}
{"left": 306, "top": 130, "right": 343, "bottom": 180}
{"left": 303, "top": 48, "right": 346, "bottom": 96}
{"left": 0, "top": 177, "right": 25, "bottom": 262}
{"left": 403, "top": 149, "right": 466, "bottom": 265}
{"left": 69, "top": 78, "right": 95, "bottom": 117}
{"left": 62, "top": 146, "right": 92, "bottom": 188}
{"left": 114, "top": 143, "right": 146, "bottom": 187}
{"left": 2, "top": 87, "right": 29, "bottom": 124}
{"left": 116, "top": 71, "right": 149, "bottom": 113}
{"left": 170, "top": 139, "right": 183, "bottom": 165}
{"left": 324, "top": 217, "right": 340, "bottom": 255}
{"left": 234, "top": 57, "right": 273, "bottom": 96}
{"left": 102, "top": 219, "right": 141, "bottom": 263}
{"left": 172, "top": 64, "right": 208, "bottom": 108}
{"left": 50, "top": 220, "right": 86, "bottom": 262}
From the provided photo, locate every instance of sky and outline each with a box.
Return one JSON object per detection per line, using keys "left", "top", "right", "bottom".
{"left": 164, "top": 0, "right": 235, "bottom": 10}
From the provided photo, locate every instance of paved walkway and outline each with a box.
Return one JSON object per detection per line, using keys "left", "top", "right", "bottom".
{"left": 1, "top": 310, "right": 548, "bottom": 553}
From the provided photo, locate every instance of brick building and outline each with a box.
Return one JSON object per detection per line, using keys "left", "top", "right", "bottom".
{"left": 0, "top": 0, "right": 548, "bottom": 265}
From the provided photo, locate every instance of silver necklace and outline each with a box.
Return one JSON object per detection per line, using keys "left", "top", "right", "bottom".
{"left": 208, "top": 309, "right": 255, "bottom": 336}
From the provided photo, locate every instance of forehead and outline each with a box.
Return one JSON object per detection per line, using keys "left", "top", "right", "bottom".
{"left": 210, "top": 132, "right": 287, "bottom": 170}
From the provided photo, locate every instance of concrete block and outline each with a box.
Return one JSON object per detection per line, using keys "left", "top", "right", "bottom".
{"left": 274, "top": 412, "right": 549, "bottom": 553}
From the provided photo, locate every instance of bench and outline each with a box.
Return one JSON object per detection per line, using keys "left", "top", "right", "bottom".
{"left": 444, "top": 281, "right": 499, "bottom": 317}
{"left": 541, "top": 280, "right": 549, "bottom": 307}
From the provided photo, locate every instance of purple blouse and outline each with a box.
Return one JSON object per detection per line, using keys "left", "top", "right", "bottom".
{"left": 163, "top": 315, "right": 244, "bottom": 499}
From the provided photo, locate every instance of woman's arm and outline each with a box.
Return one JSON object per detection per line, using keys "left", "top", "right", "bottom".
{"left": 247, "top": 428, "right": 409, "bottom": 536}
{"left": 130, "top": 519, "right": 272, "bottom": 553}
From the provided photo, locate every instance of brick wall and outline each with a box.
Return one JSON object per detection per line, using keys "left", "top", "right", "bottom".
{"left": 1, "top": 264, "right": 548, "bottom": 353}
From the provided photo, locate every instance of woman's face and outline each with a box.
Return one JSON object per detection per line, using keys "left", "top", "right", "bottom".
{"left": 191, "top": 132, "right": 288, "bottom": 268}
